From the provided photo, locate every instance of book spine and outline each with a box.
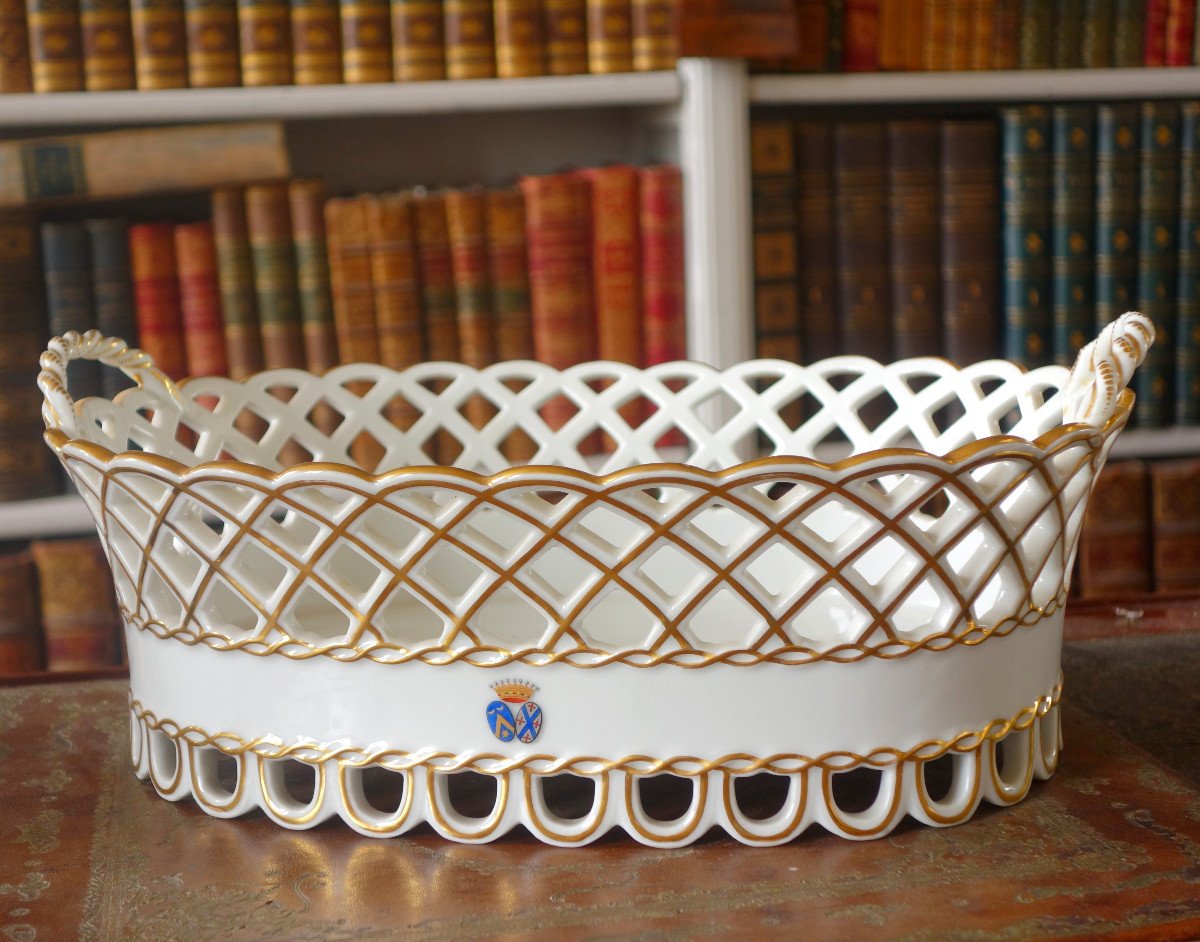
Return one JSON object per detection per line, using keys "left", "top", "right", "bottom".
{"left": 1151, "top": 457, "right": 1200, "bottom": 591}
{"left": 391, "top": 0, "right": 444, "bottom": 80}
{"left": 40, "top": 220, "right": 102, "bottom": 401}
{"left": 494, "top": 0, "right": 543, "bottom": 77}
{"left": 921, "top": 0, "right": 948, "bottom": 70}
{"left": 944, "top": 0, "right": 971, "bottom": 70}
{"left": 877, "top": 0, "right": 905, "bottom": 70}
{"left": 1017, "top": 0, "right": 1051, "bottom": 68}
{"left": 795, "top": 120, "right": 839, "bottom": 363}
{"left": 543, "top": 0, "right": 587, "bottom": 74}
{"left": 86, "top": 217, "right": 137, "bottom": 399}
{"left": 288, "top": 178, "right": 338, "bottom": 375}
{"left": 80, "top": 0, "right": 134, "bottom": 89}
{"left": 640, "top": 164, "right": 685, "bottom": 365}
{"left": 1081, "top": 0, "right": 1113, "bottom": 67}
{"left": 827, "top": 0, "right": 844, "bottom": 71}
{"left": 968, "top": 0, "right": 994, "bottom": 68}
{"left": 1076, "top": 460, "right": 1151, "bottom": 598}
{"left": 1164, "top": 0, "right": 1195, "bottom": 64}
{"left": 238, "top": 0, "right": 291, "bottom": 84}
{"left": 131, "top": 0, "right": 188, "bottom": 88}
{"left": 445, "top": 186, "right": 494, "bottom": 373}
{"left": 900, "top": 0, "right": 925, "bottom": 70}
{"left": 291, "top": 0, "right": 341, "bottom": 83}
{"left": 0, "top": 0, "right": 31, "bottom": 91}
{"left": 324, "top": 195, "right": 379, "bottom": 368}
{"left": 833, "top": 121, "right": 890, "bottom": 360}
{"left": 989, "top": 0, "right": 1020, "bottom": 68}
{"left": 364, "top": 191, "right": 423, "bottom": 371}
{"left": 211, "top": 186, "right": 263, "bottom": 380}
{"left": 581, "top": 164, "right": 641, "bottom": 367}
{"left": 413, "top": 190, "right": 461, "bottom": 363}
{"left": 0, "top": 550, "right": 41, "bottom": 675}
{"left": 1135, "top": 101, "right": 1180, "bottom": 428}
{"left": 184, "top": 0, "right": 240, "bottom": 86}
{"left": 174, "top": 221, "right": 229, "bottom": 380}
{"left": 30, "top": 537, "right": 120, "bottom": 671}
{"left": 1095, "top": 104, "right": 1140, "bottom": 337}
{"left": 631, "top": 0, "right": 676, "bottom": 71}
{"left": 27, "top": 0, "right": 84, "bottom": 91}
{"left": 444, "top": 0, "right": 494, "bottom": 78}
{"left": 1144, "top": 0, "right": 1167, "bottom": 65}
{"left": 887, "top": 119, "right": 941, "bottom": 359}
{"left": 1051, "top": 105, "right": 1096, "bottom": 366}
{"left": 586, "top": 0, "right": 632, "bottom": 72}
{"left": 246, "top": 182, "right": 305, "bottom": 371}
{"left": 1178, "top": 102, "right": 1200, "bottom": 425}
{"left": 341, "top": 0, "right": 391, "bottom": 81}
{"left": 841, "top": 0, "right": 878, "bottom": 70}
{"left": 129, "top": 222, "right": 187, "bottom": 381}
{"left": 941, "top": 119, "right": 1000, "bottom": 366}
{"left": 1001, "top": 105, "right": 1052, "bottom": 368}
{"left": 484, "top": 187, "right": 534, "bottom": 363}
{"left": 750, "top": 119, "right": 800, "bottom": 365}
{"left": 1052, "top": 0, "right": 1083, "bottom": 67}
{"left": 1111, "top": 0, "right": 1144, "bottom": 66}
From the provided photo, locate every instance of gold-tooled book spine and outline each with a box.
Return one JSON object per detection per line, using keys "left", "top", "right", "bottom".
{"left": 920, "top": 0, "right": 947, "bottom": 70}
{"left": 183, "top": 0, "right": 240, "bottom": 86}
{"left": 794, "top": 120, "right": 838, "bottom": 364}
{"left": 245, "top": 182, "right": 305, "bottom": 371}
{"left": 238, "top": 0, "right": 292, "bottom": 84}
{"left": 944, "top": 0, "right": 971, "bottom": 70}
{"left": 586, "top": 0, "right": 632, "bottom": 72}
{"left": 445, "top": 187, "right": 494, "bottom": 434}
{"left": 0, "top": 0, "right": 32, "bottom": 91}
{"left": 542, "top": 0, "right": 586, "bottom": 73}
{"left": 341, "top": 0, "right": 391, "bottom": 81}
{"left": 444, "top": 0, "right": 494, "bottom": 78}
{"left": 365, "top": 191, "right": 423, "bottom": 372}
{"left": 129, "top": 221, "right": 188, "bottom": 381}
{"left": 211, "top": 187, "right": 264, "bottom": 380}
{"left": 493, "top": 0, "right": 543, "bottom": 77}
{"left": 877, "top": 0, "right": 904, "bottom": 70}
{"left": 324, "top": 195, "right": 379, "bottom": 364}
{"left": 413, "top": 190, "right": 459, "bottom": 362}
{"left": 291, "top": 0, "right": 341, "bottom": 83}
{"left": 80, "top": 0, "right": 134, "bottom": 89}
{"left": 27, "top": 0, "right": 84, "bottom": 91}
{"left": 288, "top": 178, "right": 339, "bottom": 373}
{"left": 580, "top": 164, "right": 640, "bottom": 366}
{"left": 631, "top": 0, "right": 676, "bottom": 70}
{"left": 391, "top": 0, "right": 444, "bottom": 80}
{"left": 131, "top": 0, "right": 188, "bottom": 88}
{"left": 30, "top": 538, "right": 120, "bottom": 672}
{"left": 0, "top": 550, "right": 41, "bottom": 675}
{"left": 751, "top": 119, "right": 799, "bottom": 365}
{"left": 968, "top": 0, "right": 993, "bottom": 68}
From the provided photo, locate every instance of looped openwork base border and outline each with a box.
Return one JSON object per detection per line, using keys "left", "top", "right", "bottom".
{"left": 129, "top": 683, "right": 1062, "bottom": 846}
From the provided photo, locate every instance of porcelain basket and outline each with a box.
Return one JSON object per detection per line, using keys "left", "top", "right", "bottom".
{"left": 38, "top": 313, "right": 1153, "bottom": 846}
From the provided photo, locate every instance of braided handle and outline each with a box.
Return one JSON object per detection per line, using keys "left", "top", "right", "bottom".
{"left": 39, "top": 330, "right": 181, "bottom": 439}
{"left": 1061, "top": 312, "right": 1155, "bottom": 427}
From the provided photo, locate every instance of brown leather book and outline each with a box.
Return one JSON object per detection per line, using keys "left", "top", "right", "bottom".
{"left": 1152, "top": 458, "right": 1200, "bottom": 594}
{"left": 289, "top": 178, "right": 339, "bottom": 376}
{"left": 833, "top": 122, "right": 891, "bottom": 361}
{"left": 341, "top": 0, "right": 391, "bottom": 81}
{"left": 446, "top": 187, "right": 496, "bottom": 439}
{"left": 989, "top": 0, "right": 1020, "bottom": 68}
{"left": 291, "top": 0, "right": 342, "bottom": 84}
{"left": 238, "top": 0, "right": 292, "bottom": 85}
{"left": 211, "top": 186, "right": 264, "bottom": 381}
{"left": 184, "top": 0, "right": 241, "bottom": 86}
{"left": 1077, "top": 460, "right": 1151, "bottom": 600}
{"left": 412, "top": 190, "right": 460, "bottom": 364}
{"left": 580, "top": 165, "right": 641, "bottom": 367}
{"left": 365, "top": 191, "right": 424, "bottom": 377}
{"left": 129, "top": 222, "right": 187, "bottom": 381}
{"left": 444, "top": 0, "right": 495, "bottom": 78}
{"left": 245, "top": 183, "right": 305, "bottom": 372}
{"left": 900, "top": 0, "right": 924, "bottom": 70}
{"left": 675, "top": 0, "right": 799, "bottom": 59}
{"left": 794, "top": 120, "right": 838, "bottom": 364}
{"left": 80, "top": 0, "right": 134, "bottom": 89}
{"left": 0, "top": 549, "right": 41, "bottom": 675}
{"left": 174, "top": 221, "right": 229, "bottom": 380}
{"left": 392, "top": 0, "right": 444, "bottom": 80}
{"left": 27, "top": 0, "right": 84, "bottom": 91}
{"left": 944, "top": 0, "right": 971, "bottom": 69}
{"left": 751, "top": 119, "right": 799, "bottom": 366}
{"left": 494, "top": 0, "right": 543, "bottom": 77}
{"left": 542, "top": 0, "right": 587, "bottom": 73}
{"left": 30, "top": 537, "right": 120, "bottom": 672}
{"left": 887, "top": 119, "right": 941, "bottom": 359}
{"left": 968, "top": 0, "right": 994, "bottom": 68}
{"left": 587, "top": 0, "right": 633, "bottom": 72}
{"left": 0, "top": 0, "right": 31, "bottom": 91}
{"left": 631, "top": 0, "right": 677, "bottom": 70}
{"left": 921, "top": 0, "right": 948, "bottom": 70}
{"left": 877, "top": 0, "right": 905, "bottom": 69}
{"left": 940, "top": 119, "right": 1000, "bottom": 366}
{"left": 131, "top": 0, "right": 188, "bottom": 88}
{"left": 639, "top": 164, "right": 685, "bottom": 367}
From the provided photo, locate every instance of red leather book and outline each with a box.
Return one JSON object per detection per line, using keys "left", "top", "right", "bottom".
{"left": 0, "top": 549, "right": 41, "bottom": 675}
{"left": 30, "top": 537, "right": 121, "bottom": 672}
{"left": 841, "top": 0, "right": 879, "bottom": 71}
{"left": 1164, "top": 0, "right": 1195, "bottom": 64}
{"left": 174, "top": 222, "right": 229, "bottom": 380}
{"left": 639, "top": 164, "right": 684, "bottom": 366}
{"left": 1077, "top": 460, "right": 1151, "bottom": 599}
{"left": 129, "top": 222, "right": 187, "bottom": 381}
{"left": 580, "top": 165, "right": 641, "bottom": 367}
{"left": 1144, "top": 0, "right": 1168, "bottom": 64}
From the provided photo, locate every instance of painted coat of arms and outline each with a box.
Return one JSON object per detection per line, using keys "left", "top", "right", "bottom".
{"left": 486, "top": 680, "right": 542, "bottom": 744}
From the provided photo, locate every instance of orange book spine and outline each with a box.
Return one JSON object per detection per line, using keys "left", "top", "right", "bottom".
{"left": 174, "top": 221, "right": 229, "bottom": 379}
{"left": 493, "top": 0, "right": 543, "bottom": 77}
{"left": 212, "top": 187, "right": 264, "bottom": 380}
{"left": 586, "top": 0, "right": 632, "bottom": 72}
{"left": 968, "top": 0, "right": 994, "bottom": 68}
{"left": 129, "top": 222, "right": 188, "bottom": 381}
{"left": 238, "top": 0, "right": 292, "bottom": 85}
{"left": 639, "top": 164, "right": 684, "bottom": 366}
{"left": 0, "top": 0, "right": 31, "bottom": 91}
{"left": 131, "top": 0, "right": 188, "bottom": 88}
{"left": 30, "top": 537, "right": 121, "bottom": 672}
{"left": 289, "top": 178, "right": 338, "bottom": 374}
{"left": 899, "top": 0, "right": 924, "bottom": 70}
{"left": 445, "top": 187, "right": 494, "bottom": 371}
{"left": 0, "top": 550, "right": 42, "bottom": 675}
{"left": 413, "top": 190, "right": 460, "bottom": 363}
{"left": 27, "top": 0, "right": 84, "bottom": 91}
{"left": 80, "top": 0, "right": 134, "bottom": 89}
{"left": 580, "top": 164, "right": 641, "bottom": 366}
{"left": 341, "top": 0, "right": 391, "bottom": 81}
{"left": 542, "top": 0, "right": 587, "bottom": 74}
{"left": 365, "top": 191, "right": 423, "bottom": 372}
{"left": 391, "top": 0, "right": 444, "bottom": 80}
{"left": 444, "top": 0, "right": 494, "bottom": 78}
{"left": 945, "top": 0, "right": 971, "bottom": 70}
{"left": 921, "top": 0, "right": 948, "bottom": 70}
{"left": 245, "top": 182, "right": 305, "bottom": 370}
{"left": 291, "top": 0, "right": 341, "bottom": 84}
{"left": 484, "top": 187, "right": 534, "bottom": 363}
{"left": 631, "top": 0, "right": 677, "bottom": 70}
{"left": 877, "top": 0, "right": 905, "bottom": 69}
{"left": 184, "top": 0, "right": 241, "bottom": 86}
{"left": 325, "top": 195, "right": 379, "bottom": 363}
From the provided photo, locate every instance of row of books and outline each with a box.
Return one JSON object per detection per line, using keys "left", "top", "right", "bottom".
{"left": 0, "top": 0, "right": 679, "bottom": 94}
{"left": 749, "top": 101, "right": 1200, "bottom": 432}
{"left": 765, "top": 0, "right": 1200, "bottom": 73}
{"left": 0, "top": 537, "right": 123, "bottom": 675}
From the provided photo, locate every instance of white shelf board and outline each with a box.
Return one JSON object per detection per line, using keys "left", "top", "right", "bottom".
{"left": 1108, "top": 426, "right": 1200, "bottom": 460}
{"left": 751, "top": 68, "right": 1200, "bottom": 106}
{"left": 0, "top": 71, "right": 682, "bottom": 127}
{"left": 0, "top": 494, "right": 93, "bottom": 540}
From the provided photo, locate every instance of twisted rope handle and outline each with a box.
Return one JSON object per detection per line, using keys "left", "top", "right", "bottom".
{"left": 1061, "top": 312, "right": 1155, "bottom": 427}
{"left": 39, "top": 330, "right": 181, "bottom": 439}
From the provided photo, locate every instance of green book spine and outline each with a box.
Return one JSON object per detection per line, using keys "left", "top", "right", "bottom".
{"left": 1018, "top": 0, "right": 1052, "bottom": 68}
{"left": 1051, "top": 106, "right": 1095, "bottom": 366}
{"left": 1052, "top": 0, "right": 1084, "bottom": 67}
{"left": 1112, "top": 0, "right": 1145, "bottom": 66}
{"left": 1177, "top": 102, "right": 1200, "bottom": 426}
{"left": 750, "top": 118, "right": 800, "bottom": 364}
{"left": 1081, "top": 0, "right": 1113, "bottom": 67}
{"left": 1002, "top": 105, "right": 1052, "bottom": 368}
{"left": 1135, "top": 101, "right": 1180, "bottom": 429}
{"left": 1095, "top": 105, "right": 1139, "bottom": 338}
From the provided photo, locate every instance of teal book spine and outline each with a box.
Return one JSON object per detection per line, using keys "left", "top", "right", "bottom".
{"left": 1095, "top": 105, "right": 1139, "bottom": 337}
{"left": 1002, "top": 105, "right": 1052, "bottom": 368}
{"left": 1051, "top": 105, "right": 1095, "bottom": 366}
{"left": 1018, "top": 0, "right": 1052, "bottom": 68}
{"left": 1135, "top": 101, "right": 1180, "bottom": 429}
{"left": 1112, "top": 0, "right": 1145, "bottom": 65}
{"left": 1177, "top": 102, "right": 1200, "bottom": 426}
